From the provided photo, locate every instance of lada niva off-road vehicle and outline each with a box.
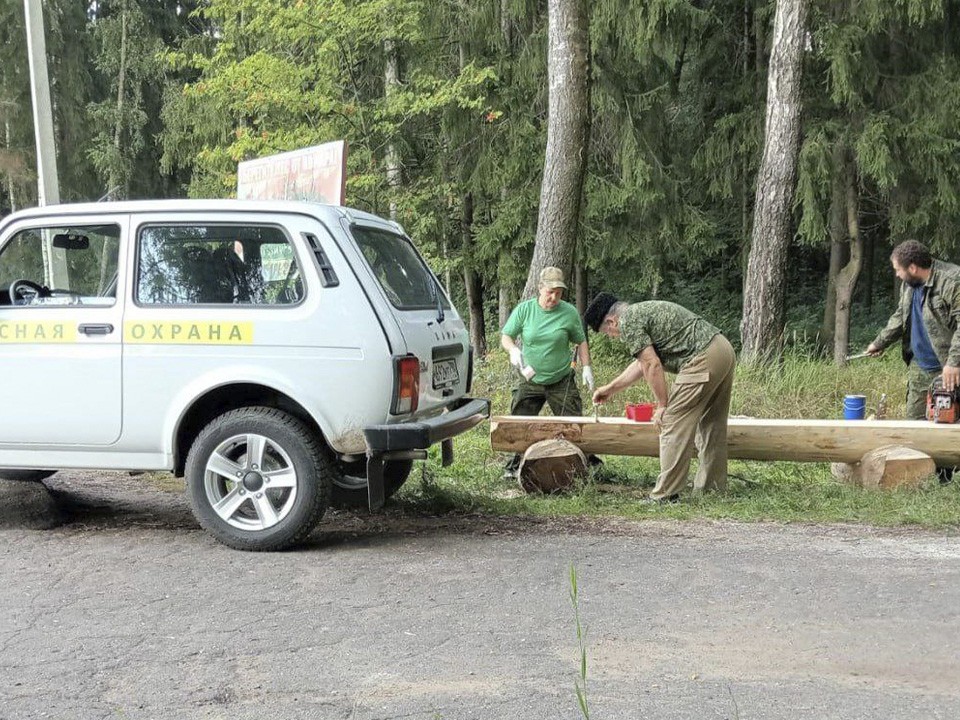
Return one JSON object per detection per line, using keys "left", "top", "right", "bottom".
{"left": 0, "top": 200, "right": 488, "bottom": 550}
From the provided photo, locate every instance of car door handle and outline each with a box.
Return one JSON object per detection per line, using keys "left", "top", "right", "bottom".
{"left": 78, "top": 323, "right": 114, "bottom": 336}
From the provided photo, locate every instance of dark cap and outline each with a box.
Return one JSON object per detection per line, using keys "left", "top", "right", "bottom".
{"left": 584, "top": 292, "right": 619, "bottom": 332}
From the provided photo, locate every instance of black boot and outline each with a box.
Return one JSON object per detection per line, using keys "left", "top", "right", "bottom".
{"left": 503, "top": 454, "right": 521, "bottom": 481}
{"left": 937, "top": 466, "right": 955, "bottom": 486}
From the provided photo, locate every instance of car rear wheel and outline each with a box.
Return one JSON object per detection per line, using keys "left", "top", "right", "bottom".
{"left": 185, "top": 407, "right": 331, "bottom": 551}
{"left": 331, "top": 459, "right": 413, "bottom": 508}
{"left": 0, "top": 470, "right": 57, "bottom": 482}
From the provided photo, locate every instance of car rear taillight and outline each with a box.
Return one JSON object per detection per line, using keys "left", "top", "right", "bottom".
{"left": 391, "top": 355, "right": 420, "bottom": 415}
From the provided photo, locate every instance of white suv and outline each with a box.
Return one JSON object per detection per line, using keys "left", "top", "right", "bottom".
{"left": 0, "top": 200, "right": 488, "bottom": 550}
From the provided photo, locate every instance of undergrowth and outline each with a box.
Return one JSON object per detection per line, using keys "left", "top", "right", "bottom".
{"left": 395, "top": 348, "right": 960, "bottom": 529}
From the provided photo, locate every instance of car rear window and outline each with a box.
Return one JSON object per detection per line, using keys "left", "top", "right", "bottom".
{"left": 351, "top": 225, "right": 449, "bottom": 310}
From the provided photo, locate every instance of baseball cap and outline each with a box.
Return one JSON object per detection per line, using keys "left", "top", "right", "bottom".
{"left": 538, "top": 266, "right": 567, "bottom": 290}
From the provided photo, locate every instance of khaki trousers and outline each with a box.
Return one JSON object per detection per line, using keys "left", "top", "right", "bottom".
{"left": 650, "top": 334, "right": 736, "bottom": 499}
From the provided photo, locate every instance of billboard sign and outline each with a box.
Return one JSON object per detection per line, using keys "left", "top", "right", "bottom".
{"left": 237, "top": 140, "right": 347, "bottom": 205}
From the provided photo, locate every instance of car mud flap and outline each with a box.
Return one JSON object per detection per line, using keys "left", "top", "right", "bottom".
{"left": 366, "top": 449, "right": 427, "bottom": 511}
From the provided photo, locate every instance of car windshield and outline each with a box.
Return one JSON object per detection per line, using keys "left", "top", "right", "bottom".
{"left": 351, "top": 225, "right": 449, "bottom": 310}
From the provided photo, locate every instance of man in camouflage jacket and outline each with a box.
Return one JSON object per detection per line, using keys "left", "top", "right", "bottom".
{"left": 866, "top": 240, "right": 960, "bottom": 420}
{"left": 584, "top": 293, "right": 736, "bottom": 503}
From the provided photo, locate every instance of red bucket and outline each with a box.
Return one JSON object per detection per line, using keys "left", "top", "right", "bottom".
{"left": 626, "top": 402, "right": 655, "bottom": 422}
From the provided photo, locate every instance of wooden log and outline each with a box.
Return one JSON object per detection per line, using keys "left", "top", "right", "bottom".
{"left": 518, "top": 438, "right": 587, "bottom": 494}
{"left": 490, "top": 416, "right": 960, "bottom": 466}
{"left": 855, "top": 446, "right": 936, "bottom": 490}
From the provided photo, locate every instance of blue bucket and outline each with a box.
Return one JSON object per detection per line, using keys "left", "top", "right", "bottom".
{"left": 843, "top": 394, "right": 866, "bottom": 420}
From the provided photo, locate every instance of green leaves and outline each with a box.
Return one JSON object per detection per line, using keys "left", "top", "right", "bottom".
{"left": 569, "top": 563, "right": 590, "bottom": 720}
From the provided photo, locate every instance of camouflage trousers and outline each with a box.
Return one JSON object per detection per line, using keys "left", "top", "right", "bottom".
{"left": 905, "top": 362, "right": 955, "bottom": 483}
{"left": 505, "top": 371, "right": 584, "bottom": 473}
{"left": 905, "top": 362, "right": 941, "bottom": 420}
{"left": 509, "top": 370, "right": 584, "bottom": 418}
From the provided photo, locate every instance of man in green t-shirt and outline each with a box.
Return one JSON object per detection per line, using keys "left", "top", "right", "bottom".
{"left": 501, "top": 267, "right": 594, "bottom": 477}
{"left": 584, "top": 292, "right": 736, "bottom": 503}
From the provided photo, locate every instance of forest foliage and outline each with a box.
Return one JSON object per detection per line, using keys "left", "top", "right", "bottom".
{"left": 3, "top": 0, "right": 960, "bottom": 353}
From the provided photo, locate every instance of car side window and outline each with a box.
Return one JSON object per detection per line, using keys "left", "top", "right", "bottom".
{"left": 136, "top": 224, "right": 304, "bottom": 306}
{"left": 351, "top": 225, "right": 449, "bottom": 310}
{"left": 0, "top": 224, "right": 121, "bottom": 307}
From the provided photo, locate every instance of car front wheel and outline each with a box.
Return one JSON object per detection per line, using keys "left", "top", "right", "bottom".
{"left": 185, "top": 407, "right": 331, "bottom": 551}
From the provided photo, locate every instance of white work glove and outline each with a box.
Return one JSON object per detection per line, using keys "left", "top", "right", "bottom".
{"left": 582, "top": 365, "right": 595, "bottom": 391}
{"left": 508, "top": 347, "right": 524, "bottom": 369}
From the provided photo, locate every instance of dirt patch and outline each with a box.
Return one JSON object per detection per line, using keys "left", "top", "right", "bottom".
{"left": 0, "top": 478, "right": 66, "bottom": 529}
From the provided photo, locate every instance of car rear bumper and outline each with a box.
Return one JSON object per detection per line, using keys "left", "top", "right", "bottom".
{"left": 362, "top": 397, "right": 490, "bottom": 509}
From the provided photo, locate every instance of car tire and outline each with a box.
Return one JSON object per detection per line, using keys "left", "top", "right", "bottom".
{"left": 331, "top": 459, "right": 414, "bottom": 508}
{"left": 0, "top": 470, "right": 57, "bottom": 482}
{"left": 185, "top": 407, "right": 331, "bottom": 551}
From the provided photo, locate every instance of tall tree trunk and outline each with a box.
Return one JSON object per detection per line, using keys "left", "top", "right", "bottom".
{"left": 499, "top": 0, "right": 513, "bottom": 50}
{"left": 820, "top": 143, "right": 848, "bottom": 354}
{"left": 740, "top": 0, "right": 808, "bottom": 363}
{"left": 523, "top": 0, "right": 590, "bottom": 298}
{"left": 462, "top": 192, "right": 487, "bottom": 357}
{"left": 575, "top": 262, "right": 587, "bottom": 316}
{"left": 109, "top": 0, "right": 128, "bottom": 198}
{"left": 755, "top": 0, "right": 769, "bottom": 88}
{"left": 498, "top": 283, "right": 511, "bottom": 329}
{"left": 498, "top": 243, "right": 512, "bottom": 329}
{"left": 456, "top": 38, "right": 484, "bottom": 355}
{"left": 384, "top": 38, "right": 401, "bottom": 221}
{"left": 442, "top": 238, "right": 451, "bottom": 297}
{"left": 670, "top": 38, "right": 687, "bottom": 97}
{"left": 4, "top": 116, "right": 16, "bottom": 212}
{"left": 497, "top": 12, "right": 512, "bottom": 328}
{"left": 834, "top": 156, "right": 862, "bottom": 365}
{"left": 821, "top": 242, "right": 842, "bottom": 353}
{"left": 740, "top": 1, "right": 754, "bottom": 285}
{"left": 863, "top": 231, "right": 875, "bottom": 310}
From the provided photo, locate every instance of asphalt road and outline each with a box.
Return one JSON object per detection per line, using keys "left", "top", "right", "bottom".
{"left": 1, "top": 473, "right": 959, "bottom": 720}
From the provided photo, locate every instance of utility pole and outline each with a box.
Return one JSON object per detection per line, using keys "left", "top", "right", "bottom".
{"left": 23, "top": 0, "right": 59, "bottom": 207}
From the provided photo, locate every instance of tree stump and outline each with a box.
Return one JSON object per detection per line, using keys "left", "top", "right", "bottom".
{"left": 831, "top": 445, "right": 936, "bottom": 490}
{"left": 518, "top": 438, "right": 588, "bottom": 494}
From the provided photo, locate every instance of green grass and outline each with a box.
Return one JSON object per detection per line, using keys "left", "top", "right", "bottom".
{"left": 393, "top": 349, "right": 960, "bottom": 529}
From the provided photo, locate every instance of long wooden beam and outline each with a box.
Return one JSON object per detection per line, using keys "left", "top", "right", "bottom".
{"left": 490, "top": 416, "right": 960, "bottom": 465}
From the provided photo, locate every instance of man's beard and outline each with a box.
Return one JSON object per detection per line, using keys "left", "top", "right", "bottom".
{"left": 904, "top": 273, "right": 925, "bottom": 287}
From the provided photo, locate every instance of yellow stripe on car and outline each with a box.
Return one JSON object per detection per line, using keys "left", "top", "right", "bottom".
{"left": 0, "top": 321, "right": 77, "bottom": 343}
{"left": 124, "top": 321, "right": 254, "bottom": 345}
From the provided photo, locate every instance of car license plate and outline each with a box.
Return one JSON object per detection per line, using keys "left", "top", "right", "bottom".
{"left": 432, "top": 358, "right": 459, "bottom": 388}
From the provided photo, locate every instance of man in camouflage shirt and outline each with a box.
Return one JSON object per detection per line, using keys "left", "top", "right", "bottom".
{"left": 865, "top": 240, "right": 960, "bottom": 482}
{"left": 866, "top": 240, "right": 960, "bottom": 415}
{"left": 584, "top": 293, "right": 736, "bottom": 502}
